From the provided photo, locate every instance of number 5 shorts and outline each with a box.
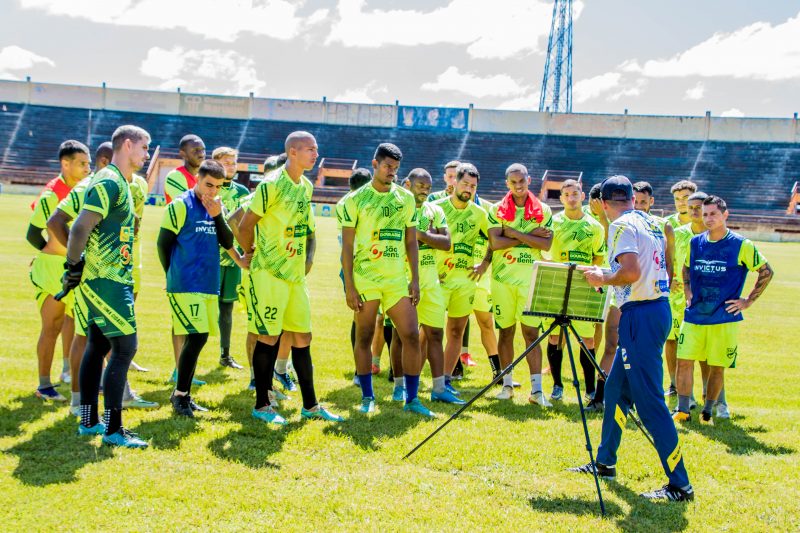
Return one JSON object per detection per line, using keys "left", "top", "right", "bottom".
{"left": 168, "top": 292, "right": 219, "bottom": 336}
{"left": 491, "top": 279, "right": 542, "bottom": 330}
{"left": 248, "top": 270, "right": 311, "bottom": 336}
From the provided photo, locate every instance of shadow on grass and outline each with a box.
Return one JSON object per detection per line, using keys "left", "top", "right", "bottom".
{"left": 318, "top": 383, "right": 429, "bottom": 451}
{"left": 0, "top": 394, "right": 52, "bottom": 438}
{"left": 7, "top": 414, "right": 113, "bottom": 486}
{"left": 528, "top": 480, "right": 689, "bottom": 532}
{"left": 687, "top": 415, "right": 794, "bottom": 456}
{"left": 206, "top": 389, "right": 287, "bottom": 469}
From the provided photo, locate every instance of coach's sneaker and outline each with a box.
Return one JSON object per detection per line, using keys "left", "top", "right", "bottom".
{"left": 495, "top": 386, "right": 514, "bottom": 400}
{"left": 585, "top": 399, "right": 604, "bottom": 412}
{"left": 171, "top": 394, "right": 194, "bottom": 418}
{"left": 274, "top": 371, "right": 297, "bottom": 392}
{"left": 102, "top": 428, "right": 149, "bottom": 449}
{"left": 715, "top": 402, "right": 730, "bottom": 419}
{"left": 360, "top": 397, "right": 376, "bottom": 414}
{"left": 550, "top": 385, "right": 564, "bottom": 401}
{"left": 36, "top": 386, "right": 67, "bottom": 402}
{"left": 77, "top": 422, "right": 106, "bottom": 436}
{"left": 664, "top": 385, "right": 677, "bottom": 397}
{"left": 404, "top": 398, "right": 436, "bottom": 418}
{"left": 529, "top": 391, "right": 552, "bottom": 408}
{"left": 671, "top": 409, "right": 691, "bottom": 423}
{"left": 392, "top": 386, "right": 406, "bottom": 402}
{"left": 220, "top": 356, "right": 243, "bottom": 370}
{"left": 567, "top": 462, "right": 616, "bottom": 481}
{"left": 699, "top": 411, "right": 714, "bottom": 426}
{"left": 123, "top": 394, "right": 159, "bottom": 409}
{"left": 252, "top": 406, "right": 286, "bottom": 426}
{"left": 301, "top": 405, "right": 345, "bottom": 422}
{"left": 431, "top": 389, "right": 466, "bottom": 405}
{"left": 640, "top": 484, "right": 694, "bottom": 502}
{"left": 60, "top": 371, "right": 72, "bottom": 385}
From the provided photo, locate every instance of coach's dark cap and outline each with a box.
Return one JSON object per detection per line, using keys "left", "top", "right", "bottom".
{"left": 600, "top": 175, "right": 633, "bottom": 201}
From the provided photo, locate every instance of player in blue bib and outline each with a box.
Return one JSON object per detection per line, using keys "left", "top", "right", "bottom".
{"left": 157, "top": 160, "right": 237, "bottom": 417}
{"left": 570, "top": 175, "right": 694, "bottom": 502}
{"left": 673, "top": 196, "right": 773, "bottom": 424}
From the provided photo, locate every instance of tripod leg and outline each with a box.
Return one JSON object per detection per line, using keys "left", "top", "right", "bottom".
{"left": 568, "top": 322, "right": 657, "bottom": 450}
{"left": 563, "top": 325, "right": 606, "bottom": 516}
{"left": 403, "top": 321, "right": 559, "bottom": 460}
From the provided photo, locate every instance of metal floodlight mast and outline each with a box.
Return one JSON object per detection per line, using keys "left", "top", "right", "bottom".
{"left": 539, "top": 0, "right": 573, "bottom": 113}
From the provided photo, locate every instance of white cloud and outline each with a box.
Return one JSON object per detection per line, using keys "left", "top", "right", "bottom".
{"left": 333, "top": 81, "right": 388, "bottom": 104}
{"left": 720, "top": 108, "right": 745, "bottom": 117}
{"left": 684, "top": 81, "right": 705, "bottom": 100}
{"left": 306, "top": 8, "right": 330, "bottom": 26}
{"left": 327, "top": 0, "right": 584, "bottom": 60}
{"left": 573, "top": 72, "right": 621, "bottom": 103}
{"left": 0, "top": 45, "right": 54, "bottom": 79}
{"left": 421, "top": 67, "right": 527, "bottom": 99}
{"left": 607, "top": 78, "right": 647, "bottom": 102}
{"left": 497, "top": 92, "right": 541, "bottom": 111}
{"left": 140, "top": 46, "right": 265, "bottom": 95}
{"left": 20, "top": 0, "right": 310, "bottom": 42}
{"left": 624, "top": 12, "right": 800, "bottom": 80}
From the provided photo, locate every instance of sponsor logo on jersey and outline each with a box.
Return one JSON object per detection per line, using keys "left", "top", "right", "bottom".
{"left": 120, "top": 243, "right": 132, "bottom": 266}
{"left": 453, "top": 242, "right": 473, "bottom": 256}
{"left": 379, "top": 228, "right": 403, "bottom": 241}
{"left": 119, "top": 226, "right": 133, "bottom": 243}
{"left": 693, "top": 259, "right": 727, "bottom": 273}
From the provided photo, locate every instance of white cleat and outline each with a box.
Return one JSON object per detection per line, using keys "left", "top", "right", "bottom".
{"left": 495, "top": 385, "right": 514, "bottom": 400}
{"left": 528, "top": 390, "right": 552, "bottom": 408}
{"left": 715, "top": 402, "right": 730, "bottom": 419}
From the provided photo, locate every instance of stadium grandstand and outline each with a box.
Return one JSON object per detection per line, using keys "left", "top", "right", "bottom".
{"left": 1, "top": 80, "right": 799, "bottom": 235}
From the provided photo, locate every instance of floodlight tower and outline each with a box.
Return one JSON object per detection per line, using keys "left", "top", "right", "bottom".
{"left": 539, "top": 0, "right": 573, "bottom": 113}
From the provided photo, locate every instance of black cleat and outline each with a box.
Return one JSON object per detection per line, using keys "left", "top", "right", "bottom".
{"left": 171, "top": 394, "right": 194, "bottom": 417}
{"left": 220, "top": 356, "right": 243, "bottom": 369}
{"left": 567, "top": 462, "right": 616, "bottom": 480}
{"left": 641, "top": 484, "right": 695, "bottom": 502}
{"left": 187, "top": 396, "right": 209, "bottom": 412}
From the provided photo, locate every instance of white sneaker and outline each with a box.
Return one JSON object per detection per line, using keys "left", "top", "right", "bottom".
{"left": 495, "top": 385, "right": 514, "bottom": 400}
{"left": 715, "top": 402, "right": 730, "bottom": 419}
{"left": 69, "top": 405, "right": 80, "bottom": 417}
{"left": 529, "top": 390, "right": 552, "bottom": 408}
{"left": 60, "top": 371, "right": 71, "bottom": 384}
{"left": 268, "top": 390, "right": 288, "bottom": 405}
{"left": 352, "top": 375, "right": 360, "bottom": 386}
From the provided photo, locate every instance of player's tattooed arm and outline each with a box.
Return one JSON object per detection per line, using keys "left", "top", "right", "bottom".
{"left": 682, "top": 265, "right": 692, "bottom": 307}
{"left": 725, "top": 262, "right": 774, "bottom": 314}
{"left": 305, "top": 231, "right": 316, "bottom": 274}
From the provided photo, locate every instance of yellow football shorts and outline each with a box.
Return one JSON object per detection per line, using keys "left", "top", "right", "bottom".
{"left": 168, "top": 292, "right": 219, "bottom": 336}
{"left": 417, "top": 283, "right": 446, "bottom": 329}
{"left": 441, "top": 283, "right": 476, "bottom": 319}
{"left": 677, "top": 321, "right": 739, "bottom": 368}
{"left": 491, "top": 279, "right": 542, "bottom": 330}
{"left": 249, "top": 270, "right": 311, "bottom": 335}
{"left": 30, "top": 252, "right": 73, "bottom": 316}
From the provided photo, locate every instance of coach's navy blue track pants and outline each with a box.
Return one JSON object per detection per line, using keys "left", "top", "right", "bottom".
{"left": 596, "top": 297, "right": 690, "bottom": 488}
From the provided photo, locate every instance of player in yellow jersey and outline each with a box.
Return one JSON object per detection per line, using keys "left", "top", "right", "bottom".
{"left": 488, "top": 164, "right": 553, "bottom": 405}
{"left": 239, "top": 131, "right": 342, "bottom": 425}
{"left": 432, "top": 164, "right": 490, "bottom": 395}
{"left": 665, "top": 180, "right": 697, "bottom": 229}
{"left": 402, "top": 169, "right": 463, "bottom": 404}
{"left": 341, "top": 143, "right": 433, "bottom": 417}
{"left": 27, "top": 140, "right": 91, "bottom": 400}
{"left": 543, "top": 180, "right": 606, "bottom": 402}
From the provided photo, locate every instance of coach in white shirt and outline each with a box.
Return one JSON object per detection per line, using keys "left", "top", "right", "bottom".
{"left": 569, "top": 175, "right": 694, "bottom": 502}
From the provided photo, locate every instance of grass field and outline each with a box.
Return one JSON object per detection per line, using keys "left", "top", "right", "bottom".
{"left": 0, "top": 193, "right": 798, "bottom": 531}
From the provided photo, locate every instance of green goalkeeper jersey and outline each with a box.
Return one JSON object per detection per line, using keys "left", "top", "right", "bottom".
{"left": 81, "top": 164, "right": 136, "bottom": 286}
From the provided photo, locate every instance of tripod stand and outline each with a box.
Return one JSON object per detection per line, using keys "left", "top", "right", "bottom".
{"left": 404, "top": 263, "right": 655, "bottom": 516}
